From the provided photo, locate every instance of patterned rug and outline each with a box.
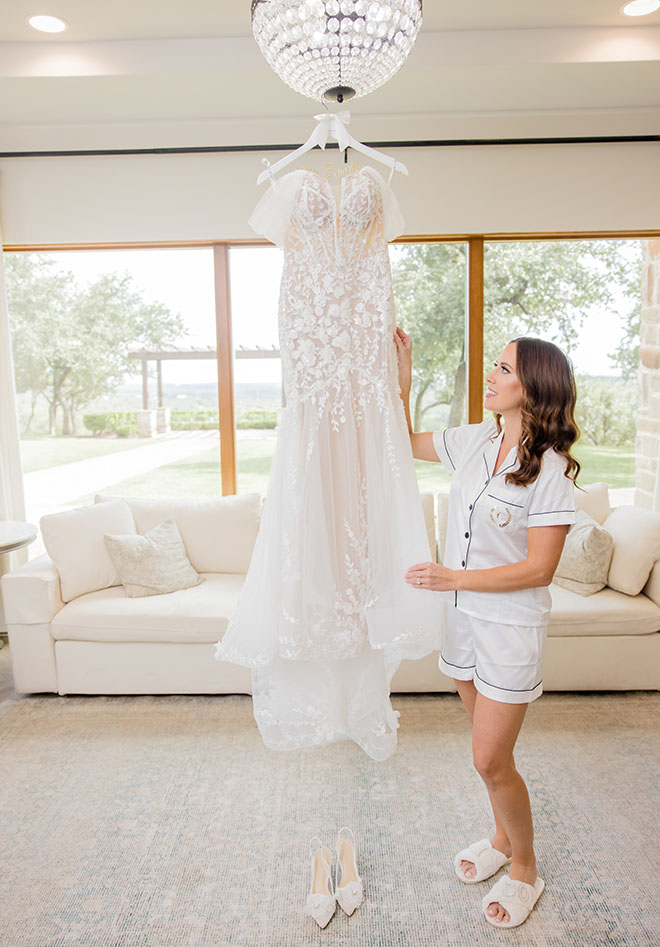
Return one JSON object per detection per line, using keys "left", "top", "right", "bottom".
{"left": 0, "top": 691, "right": 658, "bottom": 947}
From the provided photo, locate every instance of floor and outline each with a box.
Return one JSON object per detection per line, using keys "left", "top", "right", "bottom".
{"left": 0, "top": 635, "right": 16, "bottom": 702}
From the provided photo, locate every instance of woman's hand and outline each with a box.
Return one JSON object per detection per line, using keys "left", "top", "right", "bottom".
{"left": 405, "top": 561, "right": 458, "bottom": 591}
{"left": 393, "top": 326, "right": 412, "bottom": 393}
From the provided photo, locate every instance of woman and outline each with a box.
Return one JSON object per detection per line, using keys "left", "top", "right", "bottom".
{"left": 394, "top": 329, "right": 579, "bottom": 929}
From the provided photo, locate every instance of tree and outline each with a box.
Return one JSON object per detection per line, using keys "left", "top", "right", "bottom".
{"left": 391, "top": 239, "right": 643, "bottom": 428}
{"left": 605, "top": 241, "right": 643, "bottom": 380}
{"left": 574, "top": 376, "right": 637, "bottom": 446}
{"left": 390, "top": 243, "right": 466, "bottom": 430}
{"left": 6, "top": 254, "right": 188, "bottom": 435}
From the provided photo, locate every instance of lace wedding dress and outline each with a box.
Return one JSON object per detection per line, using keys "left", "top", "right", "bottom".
{"left": 215, "top": 166, "right": 442, "bottom": 760}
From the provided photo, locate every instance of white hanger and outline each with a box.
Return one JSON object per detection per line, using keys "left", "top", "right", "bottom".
{"left": 256, "top": 111, "right": 408, "bottom": 186}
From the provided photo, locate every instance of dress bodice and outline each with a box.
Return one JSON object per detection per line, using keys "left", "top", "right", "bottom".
{"left": 249, "top": 167, "right": 405, "bottom": 422}
{"left": 294, "top": 169, "right": 384, "bottom": 236}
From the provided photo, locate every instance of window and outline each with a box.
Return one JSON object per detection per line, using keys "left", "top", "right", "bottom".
{"left": 5, "top": 231, "right": 654, "bottom": 569}
{"left": 390, "top": 241, "right": 468, "bottom": 493}
{"left": 5, "top": 247, "right": 218, "bottom": 557}
{"left": 228, "top": 246, "right": 283, "bottom": 495}
{"left": 482, "top": 239, "right": 643, "bottom": 500}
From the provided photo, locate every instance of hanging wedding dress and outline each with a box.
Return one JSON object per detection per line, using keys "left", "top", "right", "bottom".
{"left": 215, "top": 165, "right": 443, "bottom": 761}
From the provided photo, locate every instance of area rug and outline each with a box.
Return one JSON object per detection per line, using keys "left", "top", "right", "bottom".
{"left": 0, "top": 691, "right": 658, "bottom": 947}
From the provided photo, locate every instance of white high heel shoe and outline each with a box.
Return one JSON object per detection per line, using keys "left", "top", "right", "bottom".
{"left": 305, "top": 837, "right": 336, "bottom": 929}
{"left": 334, "top": 827, "right": 364, "bottom": 916}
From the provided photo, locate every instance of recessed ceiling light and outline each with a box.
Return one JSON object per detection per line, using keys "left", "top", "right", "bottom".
{"left": 27, "top": 14, "right": 69, "bottom": 33}
{"left": 621, "top": 0, "right": 660, "bottom": 15}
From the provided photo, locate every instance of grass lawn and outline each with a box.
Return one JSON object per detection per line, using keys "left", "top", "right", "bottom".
{"left": 236, "top": 432, "right": 278, "bottom": 495}
{"left": 71, "top": 450, "right": 224, "bottom": 506}
{"left": 67, "top": 432, "right": 278, "bottom": 506}
{"left": 29, "top": 431, "right": 636, "bottom": 507}
{"left": 20, "top": 434, "right": 156, "bottom": 474}
{"left": 573, "top": 443, "right": 635, "bottom": 489}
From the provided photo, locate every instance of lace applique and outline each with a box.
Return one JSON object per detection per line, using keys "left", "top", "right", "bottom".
{"left": 215, "top": 167, "right": 443, "bottom": 760}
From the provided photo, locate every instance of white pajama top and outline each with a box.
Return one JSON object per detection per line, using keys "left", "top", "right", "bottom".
{"left": 432, "top": 419, "right": 576, "bottom": 626}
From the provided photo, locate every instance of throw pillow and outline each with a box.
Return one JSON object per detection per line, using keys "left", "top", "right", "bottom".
{"left": 603, "top": 505, "right": 660, "bottom": 596}
{"left": 103, "top": 517, "right": 205, "bottom": 597}
{"left": 553, "top": 508, "right": 614, "bottom": 596}
{"left": 40, "top": 499, "right": 137, "bottom": 603}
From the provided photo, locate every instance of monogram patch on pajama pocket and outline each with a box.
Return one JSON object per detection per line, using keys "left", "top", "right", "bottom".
{"left": 489, "top": 504, "right": 512, "bottom": 527}
{"left": 487, "top": 492, "right": 525, "bottom": 528}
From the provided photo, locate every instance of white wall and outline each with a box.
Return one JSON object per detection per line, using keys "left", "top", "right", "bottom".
{"left": 1, "top": 140, "right": 658, "bottom": 245}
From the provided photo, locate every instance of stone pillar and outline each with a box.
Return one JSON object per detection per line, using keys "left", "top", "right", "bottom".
{"left": 635, "top": 240, "right": 660, "bottom": 509}
{"left": 137, "top": 409, "right": 157, "bottom": 438}
{"left": 155, "top": 407, "right": 171, "bottom": 435}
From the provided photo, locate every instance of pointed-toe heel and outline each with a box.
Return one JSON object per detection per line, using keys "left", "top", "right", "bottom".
{"left": 335, "top": 827, "right": 364, "bottom": 916}
{"left": 305, "top": 837, "right": 336, "bottom": 929}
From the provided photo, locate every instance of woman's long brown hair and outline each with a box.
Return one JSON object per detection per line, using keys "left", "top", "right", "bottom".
{"left": 494, "top": 337, "right": 581, "bottom": 488}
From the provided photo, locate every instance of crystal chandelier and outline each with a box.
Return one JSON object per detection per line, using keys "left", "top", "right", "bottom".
{"left": 251, "top": 0, "right": 423, "bottom": 104}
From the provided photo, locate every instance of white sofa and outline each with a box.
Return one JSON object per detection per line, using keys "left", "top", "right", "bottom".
{"left": 1, "top": 485, "right": 659, "bottom": 695}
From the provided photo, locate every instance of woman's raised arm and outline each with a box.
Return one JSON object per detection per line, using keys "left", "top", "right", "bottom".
{"left": 393, "top": 327, "right": 440, "bottom": 462}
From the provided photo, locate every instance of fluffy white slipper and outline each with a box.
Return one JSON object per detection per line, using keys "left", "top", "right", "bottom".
{"left": 454, "top": 838, "right": 512, "bottom": 884}
{"left": 482, "top": 874, "right": 545, "bottom": 928}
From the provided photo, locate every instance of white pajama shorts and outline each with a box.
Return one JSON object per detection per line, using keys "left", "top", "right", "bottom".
{"left": 439, "top": 606, "right": 547, "bottom": 704}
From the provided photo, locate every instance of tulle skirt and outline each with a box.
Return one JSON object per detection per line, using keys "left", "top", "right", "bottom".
{"left": 215, "top": 383, "right": 444, "bottom": 760}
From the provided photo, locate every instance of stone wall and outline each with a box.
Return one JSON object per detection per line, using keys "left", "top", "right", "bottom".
{"left": 635, "top": 240, "right": 660, "bottom": 509}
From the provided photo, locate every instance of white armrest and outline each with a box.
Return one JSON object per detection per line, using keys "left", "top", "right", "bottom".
{"left": 436, "top": 492, "right": 449, "bottom": 565}
{"left": 642, "top": 559, "right": 660, "bottom": 609}
{"left": 0, "top": 553, "right": 64, "bottom": 624}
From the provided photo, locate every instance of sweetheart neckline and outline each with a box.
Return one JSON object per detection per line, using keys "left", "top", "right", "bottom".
{"left": 299, "top": 166, "right": 388, "bottom": 213}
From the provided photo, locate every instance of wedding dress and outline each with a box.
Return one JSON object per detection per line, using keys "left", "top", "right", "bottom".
{"left": 215, "top": 165, "right": 443, "bottom": 760}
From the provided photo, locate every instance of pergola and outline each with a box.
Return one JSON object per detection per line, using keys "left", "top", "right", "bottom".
{"left": 128, "top": 344, "right": 281, "bottom": 409}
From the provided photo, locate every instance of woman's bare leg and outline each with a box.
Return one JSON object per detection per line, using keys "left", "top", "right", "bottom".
{"left": 454, "top": 679, "right": 512, "bottom": 879}
{"left": 471, "top": 691, "right": 536, "bottom": 923}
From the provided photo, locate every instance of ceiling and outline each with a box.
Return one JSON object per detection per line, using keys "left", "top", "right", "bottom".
{"left": 2, "top": 1, "right": 660, "bottom": 40}
{"left": 0, "top": 0, "right": 659, "bottom": 145}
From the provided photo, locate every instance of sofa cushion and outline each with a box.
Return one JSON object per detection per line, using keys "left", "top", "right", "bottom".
{"left": 548, "top": 582, "right": 660, "bottom": 637}
{"left": 553, "top": 509, "right": 614, "bottom": 596}
{"left": 603, "top": 505, "right": 660, "bottom": 596}
{"left": 40, "top": 499, "right": 137, "bottom": 603}
{"left": 51, "top": 573, "right": 244, "bottom": 643}
{"left": 574, "top": 482, "right": 611, "bottom": 525}
{"left": 104, "top": 518, "right": 205, "bottom": 597}
{"left": 95, "top": 493, "right": 261, "bottom": 573}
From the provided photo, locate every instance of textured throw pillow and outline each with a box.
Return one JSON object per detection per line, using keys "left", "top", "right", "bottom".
{"left": 603, "top": 505, "right": 660, "bottom": 596}
{"left": 553, "top": 508, "right": 614, "bottom": 596}
{"left": 104, "top": 517, "right": 205, "bottom": 597}
{"left": 40, "top": 499, "right": 137, "bottom": 603}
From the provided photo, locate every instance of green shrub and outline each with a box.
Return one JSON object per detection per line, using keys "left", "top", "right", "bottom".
{"left": 236, "top": 409, "right": 277, "bottom": 430}
{"left": 83, "top": 413, "right": 109, "bottom": 435}
{"left": 82, "top": 411, "right": 138, "bottom": 436}
{"left": 170, "top": 410, "right": 219, "bottom": 430}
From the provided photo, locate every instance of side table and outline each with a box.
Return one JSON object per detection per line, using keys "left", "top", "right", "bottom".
{"left": 0, "top": 520, "right": 38, "bottom": 649}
